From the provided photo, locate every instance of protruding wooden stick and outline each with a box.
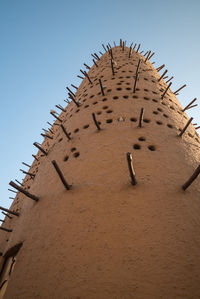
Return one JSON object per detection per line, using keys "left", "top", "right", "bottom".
{"left": 20, "top": 169, "right": 35, "bottom": 178}
{"left": 2, "top": 211, "right": 12, "bottom": 219}
{"left": 133, "top": 59, "right": 141, "bottom": 93}
{"left": 0, "top": 206, "right": 19, "bottom": 217}
{"left": 71, "top": 84, "right": 78, "bottom": 90}
{"left": 182, "top": 98, "right": 197, "bottom": 112}
{"left": 91, "top": 53, "right": 98, "bottom": 60}
{"left": 9, "top": 196, "right": 15, "bottom": 199}
{"left": 22, "top": 162, "right": 31, "bottom": 168}
{"left": 138, "top": 108, "right": 144, "bottom": 127}
{"left": 66, "top": 87, "right": 75, "bottom": 97}
{"left": 51, "top": 160, "right": 71, "bottom": 190}
{"left": 41, "top": 133, "right": 53, "bottom": 140}
{"left": 178, "top": 117, "right": 193, "bottom": 137}
{"left": 166, "top": 76, "right": 173, "bottom": 83}
{"left": 68, "top": 93, "right": 80, "bottom": 107}
{"left": 0, "top": 227, "right": 12, "bottom": 233}
{"left": 33, "top": 142, "right": 48, "bottom": 156}
{"left": 0, "top": 220, "right": 4, "bottom": 223}
{"left": 50, "top": 111, "right": 62, "bottom": 122}
{"left": 113, "top": 41, "right": 116, "bottom": 47}
{"left": 195, "top": 126, "right": 200, "bottom": 130}
{"left": 136, "top": 44, "right": 141, "bottom": 53}
{"left": 133, "top": 43, "right": 136, "bottom": 50}
{"left": 140, "top": 50, "right": 144, "bottom": 54}
{"left": 109, "top": 48, "right": 113, "bottom": 60}
{"left": 184, "top": 104, "right": 198, "bottom": 111}
{"left": 8, "top": 189, "right": 17, "bottom": 193}
{"left": 148, "top": 52, "right": 155, "bottom": 60}
{"left": 126, "top": 153, "right": 137, "bottom": 185}
{"left": 122, "top": 41, "right": 125, "bottom": 51}
{"left": 77, "top": 75, "right": 84, "bottom": 79}
{"left": 32, "top": 154, "right": 39, "bottom": 161}
{"left": 156, "top": 64, "right": 165, "bottom": 72}
{"left": 93, "top": 59, "right": 98, "bottom": 67}
{"left": 161, "top": 82, "right": 172, "bottom": 99}
{"left": 110, "top": 59, "right": 115, "bottom": 76}
{"left": 48, "top": 128, "right": 54, "bottom": 134}
{"left": 94, "top": 53, "right": 100, "bottom": 60}
{"left": 99, "top": 79, "right": 105, "bottom": 96}
{"left": 64, "top": 99, "right": 70, "bottom": 104}
{"left": 102, "top": 44, "right": 107, "bottom": 52}
{"left": 108, "top": 43, "right": 112, "bottom": 49}
{"left": 120, "top": 39, "right": 122, "bottom": 47}
{"left": 42, "top": 128, "right": 49, "bottom": 134}
{"left": 99, "top": 51, "right": 103, "bottom": 56}
{"left": 9, "top": 181, "right": 39, "bottom": 202}
{"left": 55, "top": 104, "right": 65, "bottom": 112}
{"left": 163, "top": 76, "right": 168, "bottom": 79}
{"left": 129, "top": 46, "right": 132, "bottom": 58}
{"left": 60, "top": 124, "right": 71, "bottom": 140}
{"left": 84, "top": 63, "right": 90, "bottom": 70}
{"left": 143, "top": 51, "right": 148, "bottom": 57}
{"left": 84, "top": 71, "right": 92, "bottom": 85}
{"left": 158, "top": 69, "right": 168, "bottom": 82}
{"left": 47, "top": 121, "right": 53, "bottom": 127}
{"left": 145, "top": 51, "right": 151, "bottom": 62}
{"left": 182, "top": 165, "right": 200, "bottom": 191}
{"left": 174, "top": 84, "right": 186, "bottom": 95}
{"left": 92, "top": 113, "right": 101, "bottom": 130}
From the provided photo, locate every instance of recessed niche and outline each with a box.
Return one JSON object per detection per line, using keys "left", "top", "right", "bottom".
{"left": 71, "top": 147, "right": 76, "bottom": 152}
{"left": 156, "top": 121, "right": 163, "bottom": 125}
{"left": 167, "top": 124, "right": 173, "bottom": 128}
{"left": 130, "top": 117, "right": 137, "bottom": 122}
{"left": 152, "top": 99, "right": 158, "bottom": 102}
{"left": 97, "top": 111, "right": 102, "bottom": 115}
{"left": 144, "top": 97, "right": 150, "bottom": 100}
{"left": 163, "top": 114, "right": 168, "bottom": 118}
{"left": 138, "top": 137, "right": 146, "bottom": 141}
{"left": 148, "top": 145, "right": 156, "bottom": 151}
{"left": 106, "top": 110, "right": 113, "bottom": 113}
{"left": 84, "top": 105, "right": 89, "bottom": 108}
{"left": 133, "top": 144, "right": 141, "bottom": 150}
{"left": 153, "top": 111, "right": 158, "bottom": 115}
{"left": 113, "top": 96, "right": 119, "bottom": 100}
{"left": 73, "top": 152, "right": 80, "bottom": 158}
{"left": 64, "top": 155, "right": 69, "bottom": 162}
{"left": 106, "top": 119, "right": 113, "bottom": 123}
{"left": 74, "top": 128, "right": 79, "bottom": 133}
{"left": 117, "top": 87, "right": 122, "bottom": 91}
{"left": 83, "top": 124, "right": 89, "bottom": 129}
{"left": 123, "top": 95, "right": 129, "bottom": 99}
{"left": 143, "top": 119, "right": 150, "bottom": 123}
{"left": 102, "top": 98, "right": 107, "bottom": 102}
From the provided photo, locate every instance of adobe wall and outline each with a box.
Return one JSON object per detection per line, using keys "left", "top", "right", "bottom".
{"left": 0, "top": 44, "right": 200, "bottom": 298}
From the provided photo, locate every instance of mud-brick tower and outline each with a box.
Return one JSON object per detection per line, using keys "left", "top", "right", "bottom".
{"left": 0, "top": 40, "right": 200, "bottom": 299}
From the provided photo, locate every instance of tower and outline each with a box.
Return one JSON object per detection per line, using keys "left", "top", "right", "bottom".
{"left": 0, "top": 40, "right": 200, "bottom": 298}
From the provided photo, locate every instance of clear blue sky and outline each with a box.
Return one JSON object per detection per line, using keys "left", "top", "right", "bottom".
{"left": 0, "top": 0, "right": 200, "bottom": 212}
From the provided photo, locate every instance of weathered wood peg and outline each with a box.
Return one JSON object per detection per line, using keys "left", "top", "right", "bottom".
{"left": 92, "top": 113, "right": 101, "bottom": 130}
{"left": 9, "top": 181, "right": 39, "bottom": 201}
{"left": 0, "top": 227, "right": 12, "bottom": 233}
{"left": 158, "top": 70, "right": 168, "bottom": 82}
{"left": 71, "top": 84, "right": 78, "bottom": 90}
{"left": 126, "top": 153, "right": 137, "bottom": 185}
{"left": 66, "top": 87, "right": 76, "bottom": 97}
{"left": 195, "top": 126, "right": 200, "bottom": 130}
{"left": 166, "top": 76, "right": 174, "bottom": 83}
{"left": 102, "top": 44, "right": 107, "bottom": 52}
{"left": 84, "top": 63, "right": 90, "bottom": 70}
{"left": 138, "top": 108, "right": 144, "bottom": 127}
{"left": 136, "top": 44, "right": 141, "bottom": 53}
{"left": 8, "top": 189, "right": 17, "bottom": 193}
{"left": 156, "top": 64, "right": 165, "bottom": 72}
{"left": 91, "top": 53, "right": 98, "bottom": 60}
{"left": 60, "top": 124, "right": 71, "bottom": 140}
{"left": 140, "top": 50, "right": 144, "bottom": 54}
{"left": 51, "top": 160, "right": 71, "bottom": 190}
{"left": 145, "top": 51, "right": 151, "bottom": 62}
{"left": 47, "top": 121, "right": 53, "bottom": 127}
{"left": 50, "top": 111, "right": 62, "bottom": 122}
{"left": 174, "top": 84, "right": 186, "bottom": 95}
{"left": 93, "top": 59, "right": 98, "bottom": 67}
{"left": 0, "top": 220, "right": 4, "bottom": 223}
{"left": 110, "top": 59, "right": 115, "bottom": 76}
{"left": 178, "top": 117, "right": 193, "bottom": 137}
{"left": 41, "top": 133, "right": 53, "bottom": 140}
{"left": 133, "top": 43, "right": 136, "bottom": 50}
{"left": 77, "top": 75, "right": 84, "bottom": 80}
{"left": 148, "top": 52, "right": 155, "bottom": 60}
{"left": 9, "top": 197, "right": 15, "bottom": 199}
{"left": 99, "top": 51, "right": 103, "bottom": 56}
{"left": 55, "top": 104, "right": 65, "bottom": 112}
{"left": 163, "top": 76, "right": 168, "bottom": 80}
{"left": 20, "top": 169, "right": 35, "bottom": 178}
{"left": 161, "top": 82, "right": 172, "bottom": 99}
{"left": 129, "top": 46, "right": 132, "bottom": 58}
{"left": 94, "top": 53, "right": 100, "bottom": 60}
{"left": 182, "top": 165, "right": 200, "bottom": 191}
{"left": 2, "top": 211, "right": 12, "bottom": 219}
{"left": 22, "top": 162, "right": 31, "bottom": 168}
{"left": 99, "top": 79, "right": 105, "bottom": 96}
{"left": 184, "top": 104, "right": 197, "bottom": 111}
{"left": 33, "top": 142, "right": 48, "bottom": 156}
{"left": 0, "top": 206, "right": 19, "bottom": 217}
{"left": 122, "top": 41, "right": 125, "bottom": 51}
{"left": 108, "top": 43, "right": 112, "bottom": 49}
{"left": 84, "top": 71, "right": 92, "bottom": 85}
{"left": 182, "top": 98, "right": 197, "bottom": 112}
{"left": 32, "top": 154, "right": 39, "bottom": 161}
{"left": 68, "top": 93, "right": 80, "bottom": 107}
{"left": 143, "top": 51, "right": 148, "bottom": 57}
{"left": 113, "top": 41, "right": 116, "bottom": 47}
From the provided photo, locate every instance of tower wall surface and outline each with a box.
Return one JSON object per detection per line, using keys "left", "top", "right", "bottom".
{"left": 0, "top": 44, "right": 200, "bottom": 299}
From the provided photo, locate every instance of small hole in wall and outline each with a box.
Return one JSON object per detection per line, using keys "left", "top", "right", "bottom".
{"left": 144, "top": 97, "right": 150, "bottom": 101}
{"left": 102, "top": 98, "right": 108, "bottom": 102}
{"left": 83, "top": 124, "right": 89, "bottom": 129}
{"left": 188, "top": 133, "right": 193, "bottom": 137}
{"left": 97, "top": 111, "right": 102, "bottom": 115}
{"left": 71, "top": 147, "right": 76, "bottom": 152}
{"left": 132, "top": 95, "right": 138, "bottom": 99}
{"left": 103, "top": 106, "right": 108, "bottom": 110}
{"left": 156, "top": 121, "right": 163, "bottom": 125}
{"left": 143, "top": 119, "right": 150, "bottom": 123}
{"left": 123, "top": 95, "right": 129, "bottom": 99}
{"left": 130, "top": 117, "right": 137, "bottom": 122}
{"left": 157, "top": 108, "right": 163, "bottom": 112}
{"left": 138, "top": 137, "right": 146, "bottom": 141}
{"left": 152, "top": 99, "right": 158, "bottom": 102}
{"left": 58, "top": 138, "right": 63, "bottom": 143}
{"left": 73, "top": 152, "right": 80, "bottom": 158}
{"left": 167, "top": 124, "right": 173, "bottom": 128}
{"left": 117, "top": 87, "right": 122, "bottom": 91}
{"left": 106, "top": 119, "right": 113, "bottom": 123}
{"left": 93, "top": 101, "right": 98, "bottom": 105}
{"left": 153, "top": 111, "right": 159, "bottom": 115}
{"left": 84, "top": 105, "right": 89, "bottom": 108}
{"left": 113, "top": 96, "right": 119, "bottom": 100}
{"left": 106, "top": 110, "right": 113, "bottom": 113}
{"left": 163, "top": 114, "right": 168, "bottom": 118}
{"left": 133, "top": 144, "right": 141, "bottom": 150}
{"left": 148, "top": 145, "right": 156, "bottom": 151}
{"left": 74, "top": 128, "right": 79, "bottom": 133}
{"left": 64, "top": 155, "right": 69, "bottom": 161}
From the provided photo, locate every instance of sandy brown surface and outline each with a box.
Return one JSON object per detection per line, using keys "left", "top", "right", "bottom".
{"left": 0, "top": 45, "right": 200, "bottom": 298}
